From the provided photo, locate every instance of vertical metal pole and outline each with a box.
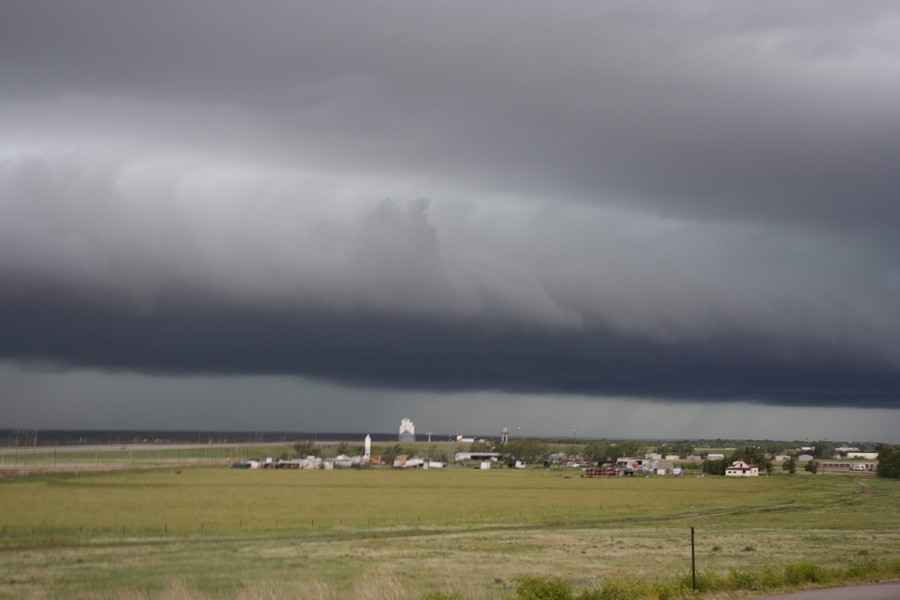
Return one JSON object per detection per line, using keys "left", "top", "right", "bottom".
{"left": 691, "top": 526, "right": 696, "bottom": 590}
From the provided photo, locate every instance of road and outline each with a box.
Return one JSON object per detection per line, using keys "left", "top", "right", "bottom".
{"left": 756, "top": 582, "right": 900, "bottom": 599}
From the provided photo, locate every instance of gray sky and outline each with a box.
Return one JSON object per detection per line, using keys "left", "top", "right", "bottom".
{"left": 1, "top": 1, "right": 899, "bottom": 440}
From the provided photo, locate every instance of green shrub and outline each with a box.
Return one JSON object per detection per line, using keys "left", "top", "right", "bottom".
{"left": 579, "top": 573, "right": 682, "bottom": 600}
{"left": 579, "top": 577, "right": 633, "bottom": 600}
{"left": 890, "top": 558, "right": 900, "bottom": 576}
{"left": 727, "top": 568, "right": 762, "bottom": 590}
{"left": 649, "top": 580, "right": 682, "bottom": 600}
{"left": 844, "top": 558, "right": 879, "bottom": 580}
{"left": 783, "top": 561, "right": 832, "bottom": 585}
{"left": 757, "top": 565, "right": 784, "bottom": 589}
{"left": 515, "top": 576, "right": 574, "bottom": 600}
{"left": 676, "top": 568, "right": 724, "bottom": 592}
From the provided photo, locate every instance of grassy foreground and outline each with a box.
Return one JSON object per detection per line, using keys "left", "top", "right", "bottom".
{"left": 0, "top": 467, "right": 898, "bottom": 599}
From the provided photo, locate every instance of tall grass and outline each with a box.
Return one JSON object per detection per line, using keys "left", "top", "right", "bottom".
{"left": 511, "top": 558, "right": 900, "bottom": 600}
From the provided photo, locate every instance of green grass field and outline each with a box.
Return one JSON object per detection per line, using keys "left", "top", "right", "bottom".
{"left": 0, "top": 466, "right": 897, "bottom": 599}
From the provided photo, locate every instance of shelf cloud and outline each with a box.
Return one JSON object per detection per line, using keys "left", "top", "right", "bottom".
{"left": 2, "top": 1, "right": 899, "bottom": 415}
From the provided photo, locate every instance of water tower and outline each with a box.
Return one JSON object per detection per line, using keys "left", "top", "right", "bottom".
{"left": 501, "top": 427, "right": 509, "bottom": 444}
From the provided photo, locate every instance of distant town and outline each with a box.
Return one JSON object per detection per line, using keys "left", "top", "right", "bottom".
{"left": 3, "top": 418, "right": 896, "bottom": 479}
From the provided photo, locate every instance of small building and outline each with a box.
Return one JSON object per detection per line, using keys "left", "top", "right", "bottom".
{"left": 706, "top": 453, "right": 725, "bottom": 461}
{"left": 276, "top": 456, "right": 322, "bottom": 469}
{"left": 725, "top": 460, "right": 759, "bottom": 477}
{"left": 454, "top": 452, "right": 501, "bottom": 463}
{"left": 655, "top": 460, "right": 676, "bottom": 475}
{"left": 796, "top": 454, "right": 814, "bottom": 462}
{"left": 847, "top": 452, "right": 878, "bottom": 460}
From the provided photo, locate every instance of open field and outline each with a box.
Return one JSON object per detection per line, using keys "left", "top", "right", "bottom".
{"left": 0, "top": 465, "right": 898, "bottom": 599}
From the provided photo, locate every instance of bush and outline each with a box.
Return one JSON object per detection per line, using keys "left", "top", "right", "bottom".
{"left": 727, "top": 568, "right": 762, "bottom": 590}
{"left": 676, "top": 568, "right": 724, "bottom": 592}
{"left": 783, "top": 561, "right": 832, "bottom": 585}
{"left": 514, "top": 576, "right": 574, "bottom": 600}
{"left": 844, "top": 558, "right": 879, "bottom": 580}
{"left": 889, "top": 558, "right": 900, "bottom": 577}
{"left": 758, "top": 565, "right": 784, "bottom": 589}
{"left": 578, "top": 578, "right": 634, "bottom": 600}
{"left": 420, "top": 593, "right": 462, "bottom": 600}
{"left": 515, "top": 559, "right": 895, "bottom": 600}
{"left": 578, "top": 573, "right": 686, "bottom": 600}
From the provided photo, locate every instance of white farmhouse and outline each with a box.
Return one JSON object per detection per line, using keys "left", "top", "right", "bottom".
{"left": 725, "top": 460, "right": 759, "bottom": 477}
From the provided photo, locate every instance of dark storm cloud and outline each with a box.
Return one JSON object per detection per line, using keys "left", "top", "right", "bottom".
{"left": 3, "top": 1, "right": 897, "bottom": 224}
{"left": 3, "top": 288, "right": 899, "bottom": 408}
{"left": 1, "top": 2, "right": 899, "bottom": 408}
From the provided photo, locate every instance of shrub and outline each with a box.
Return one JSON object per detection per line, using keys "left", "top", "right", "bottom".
{"left": 727, "top": 568, "right": 762, "bottom": 590}
{"left": 783, "top": 561, "right": 832, "bottom": 585}
{"left": 676, "top": 568, "right": 724, "bottom": 592}
{"left": 579, "top": 578, "right": 633, "bottom": 600}
{"left": 844, "top": 558, "right": 879, "bottom": 580}
{"left": 757, "top": 565, "right": 784, "bottom": 589}
{"left": 514, "top": 576, "right": 574, "bottom": 600}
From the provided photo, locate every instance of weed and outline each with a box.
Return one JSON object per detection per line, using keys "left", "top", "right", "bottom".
{"left": 783, "top": 561, "right": 831, "bottom": 585}
{"left": 514, "top": 576, "right": 573, "bottom": 600}
{"left": 844, "top": 558, "right": 879, "bottom": 580}
{"left": 727, "top": 568, "right": 762, "bottom": 590}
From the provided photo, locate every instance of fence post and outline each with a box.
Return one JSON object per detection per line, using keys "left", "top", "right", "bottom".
{"left": 691, "top": 526, "right": 696, "bottom": 590}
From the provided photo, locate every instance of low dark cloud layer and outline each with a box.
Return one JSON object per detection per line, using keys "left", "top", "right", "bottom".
{"left": 1, "top": 2, "right": 899, "bottom": 413}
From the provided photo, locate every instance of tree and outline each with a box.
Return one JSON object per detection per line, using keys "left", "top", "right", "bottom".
{"left": 811, "top": 441, "right": 835, "bottom": 460}
{"left": 424, "top": 444, "right": 447, "bottom": 462}
{"left": 876, "top": 445, "right": 900, "bottom": 479}
{"left": 334, "top": 441, "right": 349, "bottom": 456}
{"left": 292, "top": 440, "right": 319, "bottom": 458}
{"left": 608, "top": 441, "right": 645, "bottom": 461}
{"left": 765, "top": 442, "right": 786, "bottom": 456}
{"left": 782, "top": 456, "right": 796, "bottom": 474}
{"left": 583, "top": 440, "right": 612, "bottom": 465}
{"left": 804, "top": 460, "right": 818, "bottom": 474}
{"left": 502, "top": 438, "right": 548, "bottom": 466}
{"left": 657, "top": 442, "right": 694, "bottom": 457}
{"left": 470, "top": 440, "right": 495, "bottom": 453}
{"left": 703, "top": 459, "right": 726, "bottom": 476}
{"left": 381, "top": 444, "right": 403, "bottom": 466}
